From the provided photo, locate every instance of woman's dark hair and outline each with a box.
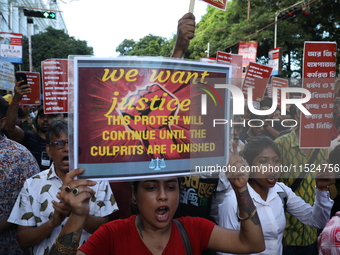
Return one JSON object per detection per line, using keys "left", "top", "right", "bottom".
{"left": 45, "top": 118, "right": 68, "bottom": 144}
{"left": 242, "top": 135, "right": 281, "bottom": 166}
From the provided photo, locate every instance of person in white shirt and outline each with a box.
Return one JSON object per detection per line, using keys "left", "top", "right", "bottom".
{"left": 8, "top": 118, "right": 119, "bottom": 254}
{"left": 217, "top": 135, "right": 334, "bottom": 255}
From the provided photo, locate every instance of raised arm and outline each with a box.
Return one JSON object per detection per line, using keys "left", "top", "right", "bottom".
{"left": 171, "top": 13, "right": 195, "bottom": 58}
{"left": 207, "top": 147, "right": 265, "bottom": 254}
{"left": 49, "top": 169, "right": 96, "bottom": 255}
{"left": 5, "top": 81, "right": 31, "bottom": 142}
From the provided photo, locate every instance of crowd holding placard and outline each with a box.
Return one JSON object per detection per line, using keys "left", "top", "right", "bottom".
{"left": 1, "top": 11, "right": 340, "bottom": 255}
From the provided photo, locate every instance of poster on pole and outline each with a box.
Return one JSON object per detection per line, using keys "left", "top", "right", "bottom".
{"left": 17, "top": 72, "right": 41, "bottom": 105}
{"left": 0, "top": 32, "right": 23, "bottom": 64}
{"left": 300, "top": 41, "right": 337, "bottom": 148}
{"left": 242, "top": 62, "right": 272, "bottom": 108}
{"left": 216, "top": 51, "right": 243, "bottom": 89}
{"left": 200, "top": 0, "right": 228, "bottom": 11}
{"left": 42, "top": 59, "right": 69, "bottom": 113}
{"left": 0, "top": 58, "right": 15, "bottom": 91}
{"left": 268, "top": 47, "right": 282, "bottom": 76}
{"left": 71, "top": 57, "right": 231, "bottom": 180}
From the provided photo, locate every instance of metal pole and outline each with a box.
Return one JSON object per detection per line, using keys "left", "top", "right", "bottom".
{"left": 9, "top": 1, "right": 13, "bottom": 32}
{"left": 28, "top": 22, "right": 33, "bottom": 72}
{"left": 274, "top": 12, "right": 277, "bottom": 48}
{"left": 247, "top": 0, "right": 250, "bottom": 20}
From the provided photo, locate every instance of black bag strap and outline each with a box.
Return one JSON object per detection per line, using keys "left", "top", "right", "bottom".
{"left": 174, "top": 219, "right": 192, "bottom": 255}
{"left": 290, "top": 149, "right": 320, "bottom": 192}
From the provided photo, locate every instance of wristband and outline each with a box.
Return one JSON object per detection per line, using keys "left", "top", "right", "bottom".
{"left": 237, "top": 208, "right": 257, "bottom": 221}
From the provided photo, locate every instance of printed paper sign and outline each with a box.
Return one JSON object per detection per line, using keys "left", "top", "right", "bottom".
{"left": 18, "top": 72, "right": 41, "bottom": 105}
{"left": 217, "top": 51, "right": 243, "bottom": 88}
{"left": 0, "top": 58, "right": 15, "bottom": 91}
{"left": 300, "top": 41, "right": 337, "bottom": 148}
{"left": 268, "top": 47, "right": 281, "bottom": 76}
{"left": 42, "top": 59, "right": 69, "bottom": 113}
{"left": 72, "top": 57, "right": 231, "bottom": 180}
{"left": 238, "top": 41, "right": 258, "bottom": 68}
{"left": 200, "top": 0, "right": 227, "bottom": 11}
{"left": 0, "top": 32, "right": 23, "bottom": 63}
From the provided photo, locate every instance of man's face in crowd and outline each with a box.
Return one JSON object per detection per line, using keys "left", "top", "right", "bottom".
{"left": 36, "top": 114, "right": 56, "bottom": 133}
{"left": 46, "top": 131, "right": 69, "bottom": 173}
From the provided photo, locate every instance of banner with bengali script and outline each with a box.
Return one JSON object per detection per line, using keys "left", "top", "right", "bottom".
{"left": 267, "top": 76, "right": 288, "bottom": 107}
{"left": 42, "top": 59, "right": 69, "bottom": 113}
{"left": 216, "top": 51, "right": 243, "bottom": 89}
{"left": 18, "top": 72, "right": 41, "bottom": 105}
{"left": 200, "top": 0, "right": 227, "bottom": 11}
{"left": 242, "top": 62, "right": 272, "bottom": 109}
{"left": 300, "top": 41, "right": 337, "bottom": 148}
{"left": 72, "top": 57, "right": 231, "bottom": 180}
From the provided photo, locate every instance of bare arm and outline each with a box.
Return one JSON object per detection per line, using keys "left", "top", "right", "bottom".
{"left": 171, "top": 13, "right": 195, "bottom": 58}
{"left": 83, "top": 215, "right": 109, "bottom": 234}
{"left": 50, "top": 169, "right": 97, "bottom": 255}
{"left": 18, "top": 221, "right": 58, "bottom": 249}
{"left": 207, "top": 145, "right": 265, "bottom": 253}
{"left": 17, "top": 200, "right": 71, "bottom": 249}
{"left": 0, "top": 218, "right": 15, "bottom": 235}
{"left": 5, "top": 81, "right": 31, "bottom": 143}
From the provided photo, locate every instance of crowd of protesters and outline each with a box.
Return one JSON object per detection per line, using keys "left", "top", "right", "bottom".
{"left": 1, "top": 11, "right": 340, "bottom": 255}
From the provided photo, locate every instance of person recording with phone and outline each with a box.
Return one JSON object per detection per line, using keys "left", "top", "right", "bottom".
{"left": 5, "top": 78, "right": 58, "bottom": 171}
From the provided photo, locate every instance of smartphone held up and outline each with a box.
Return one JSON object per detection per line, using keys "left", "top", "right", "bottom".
{"left": 15, "top": 72, "right": 28, "bottom": 86}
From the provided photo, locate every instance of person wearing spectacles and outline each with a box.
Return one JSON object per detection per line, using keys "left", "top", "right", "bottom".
{"left": 8, "top": 118, "right": 119, "bottom": 254}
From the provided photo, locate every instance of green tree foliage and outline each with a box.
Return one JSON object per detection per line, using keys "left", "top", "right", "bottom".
{"left": 115, "top": 34, "right": 175, "bottom": 57}
{"left": 188, "top": 0, "right": 340, "bottom": 78}
{"left": 18, "top": 27, "right": 93, "bottom": 73}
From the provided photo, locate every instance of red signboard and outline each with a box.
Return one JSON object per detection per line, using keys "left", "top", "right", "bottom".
{"left": 216, "top": 51, "right": 243, "bottom": 89}
{"left": 201, "top": 0, "right": 227, "bottom": 11}
{"left": 242, "top": 62, "right": 272, "bottom": 107}
{"left": 300, "top": 42, "right": 337, "bottom": 148}
{"left": 267, "top": 76, "right": 288, "bottom": 107}
{"left": 42, "top": 59, "right": 69, "bottom": 113}
{"left": 72, "top": 57, "right": 231, "bottom": 180}
{"left": 17, "top": 72, "right": 41, "bottom": 105}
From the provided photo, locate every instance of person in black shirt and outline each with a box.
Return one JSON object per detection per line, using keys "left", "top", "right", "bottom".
{"left": 5, "top": 80, "right": 58, "bottom": 170}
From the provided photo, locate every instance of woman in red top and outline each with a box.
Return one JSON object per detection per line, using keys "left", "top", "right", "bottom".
{"left": 49, "top": 149, "right": 265, "bottom": 255}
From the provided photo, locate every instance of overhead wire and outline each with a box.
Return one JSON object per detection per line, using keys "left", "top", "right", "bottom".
{"left": 195, "top": 0, "right": 324, "bottom": 57}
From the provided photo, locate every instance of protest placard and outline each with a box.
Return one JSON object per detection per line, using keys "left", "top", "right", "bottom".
{"left": 216, "top": 51, "right": 243, "bottom": 89}
{"left": 267, "top": 76, "right": 288, "bottom": 107}
{"left": 300, "top": 42, "right": 337, "bottom": 148}
{"left": 200, "top": 0, "right": 227, "bottom": 11}
{"left": 0, "top": 58, "right": 14, "bottom": 91}
{"left": 42, "top": 59, "right": 69, "bottom": 113}
{"left": 242, "top": 62, "right": 272, "bottom": 108}
{"left": 18, "top": 72, "right": 41, "bottom": 105}
{"left": 72, "top": 57, "right": 231, "bottom": 180}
